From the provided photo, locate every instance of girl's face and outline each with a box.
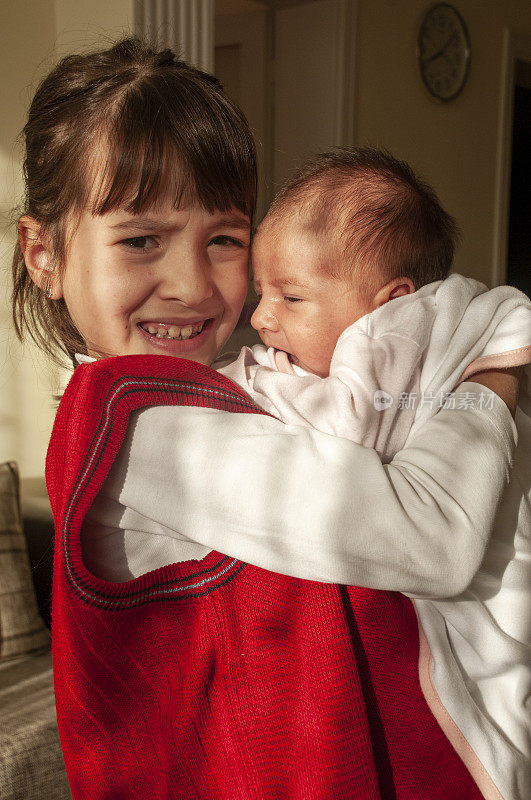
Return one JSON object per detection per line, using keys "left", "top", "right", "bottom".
{"left": 58, "top": 199, "right": 251, "bottom": 365}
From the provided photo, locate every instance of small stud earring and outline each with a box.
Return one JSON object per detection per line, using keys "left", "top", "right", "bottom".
{"left": 44, "top": 260, "right": 55, "bottom": 299}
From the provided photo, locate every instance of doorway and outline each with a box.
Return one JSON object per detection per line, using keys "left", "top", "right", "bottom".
{"left": 494, "top": 30, "right": 531, "bottom": 291}
{"left": 506, "top": 61, "right": 531, "bottom": 298}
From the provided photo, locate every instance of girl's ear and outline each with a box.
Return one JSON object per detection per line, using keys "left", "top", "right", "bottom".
{"left": 18, "top": 216, "right": 63, "bottom": 300}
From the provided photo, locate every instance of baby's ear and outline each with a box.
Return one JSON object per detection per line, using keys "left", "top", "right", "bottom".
{"left": 18, "top": 216, "right": 62, "bottom": 300}
{"left": 373, "top": 277, "right": 415, "bottom": 308}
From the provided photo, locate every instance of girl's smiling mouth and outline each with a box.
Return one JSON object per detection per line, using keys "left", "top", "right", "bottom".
{"left": 136, "top": 318, "right": 215, "bottom": 353}
{"left": 139, "top": 320, "right": 207, "bottom": 340}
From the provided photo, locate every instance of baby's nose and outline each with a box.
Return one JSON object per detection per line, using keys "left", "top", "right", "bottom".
{"left": 251, "top": 298, "right": 279, "bottom": 331}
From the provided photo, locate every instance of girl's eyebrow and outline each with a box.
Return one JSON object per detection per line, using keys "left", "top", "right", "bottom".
{"left": 211, "top": 217, "right": 251, "bottom": 231}
{"left": 109, "top": 218, "right": 174, "bottom": 232}
{"left": 108, "top": 216, "right": 251, "bottom": 233}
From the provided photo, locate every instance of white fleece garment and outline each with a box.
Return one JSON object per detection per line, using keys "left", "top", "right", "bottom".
{"left": 220, "top": 274, "right": 531, "bottom": 462}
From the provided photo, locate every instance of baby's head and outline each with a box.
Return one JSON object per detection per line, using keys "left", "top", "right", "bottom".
{"left": 14, "top": 37, "right": 257, "bottom": 366}
{"left": 251, "top": 147, "right": 458, "bottom": 376}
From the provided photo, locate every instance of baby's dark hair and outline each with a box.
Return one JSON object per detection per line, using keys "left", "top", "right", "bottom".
{"left": 12, "top": 36, "right": 257, "bottom": 365}
{"left": 262, "top": 147, "right": 459, "bottom": 291}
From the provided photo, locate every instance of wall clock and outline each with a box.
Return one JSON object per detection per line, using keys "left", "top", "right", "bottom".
{"left": 417, "top": 4, "right": 471, "bottom": 101}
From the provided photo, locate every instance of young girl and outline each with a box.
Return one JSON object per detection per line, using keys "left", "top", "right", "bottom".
{"left": 14, "top": 37, "right": 523, "bottom": 800}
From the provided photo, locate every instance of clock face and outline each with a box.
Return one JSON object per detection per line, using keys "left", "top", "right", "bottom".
{"left": 418, "top": 3, "right": 471, "bottom": 101}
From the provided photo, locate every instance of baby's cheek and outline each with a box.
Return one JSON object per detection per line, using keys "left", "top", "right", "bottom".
{"left": 308, "top": 329, "right": 337, "bottom": 373}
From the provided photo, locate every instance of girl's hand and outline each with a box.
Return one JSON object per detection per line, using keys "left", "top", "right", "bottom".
{"left": 464, "top": 366, "right": 523, "bottom": 418}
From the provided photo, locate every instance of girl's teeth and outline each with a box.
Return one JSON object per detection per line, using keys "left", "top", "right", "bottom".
{"left": 143, "top": 322, "right": 205, "bottom": 340}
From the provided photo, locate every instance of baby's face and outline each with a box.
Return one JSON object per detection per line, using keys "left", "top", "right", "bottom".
{"left": 251, "top": 223, "right": 373, "bottom": 377}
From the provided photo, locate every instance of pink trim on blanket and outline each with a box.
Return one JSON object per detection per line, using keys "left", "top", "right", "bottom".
{"left": 415, "top": 613, "right": 504, "bottom": 800}
{"left": 458, "top": 345, "right": 531, "bottom": 386}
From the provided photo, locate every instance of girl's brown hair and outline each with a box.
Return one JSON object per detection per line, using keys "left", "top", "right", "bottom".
{"left": 12, "top": 36, "right": 257, "bottom": 365}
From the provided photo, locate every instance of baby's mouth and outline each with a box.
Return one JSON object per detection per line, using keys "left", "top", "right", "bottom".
{"left": 139, "top": 321, "right": 207, "bottom": 340}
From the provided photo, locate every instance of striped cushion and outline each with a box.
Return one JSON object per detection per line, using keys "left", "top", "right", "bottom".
{"left": 0, "top": 651, "right": 71, "bottom": 799}
{"left": 0, "top": 462, "right": 50, "bottom": 661}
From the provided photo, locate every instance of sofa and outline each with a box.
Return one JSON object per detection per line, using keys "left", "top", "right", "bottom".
{"left": 0, "top": 462, "right": 71, "bottom": 799}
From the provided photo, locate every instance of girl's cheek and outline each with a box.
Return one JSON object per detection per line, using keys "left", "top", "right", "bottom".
{"left": 235, "top": 284, "right": 249, "bottom": 314}
{"left": 113, "top": 275, "right": 150, "bottom": 308}
{"left": 220, "top": 267, "right": 248, "bottom": 306}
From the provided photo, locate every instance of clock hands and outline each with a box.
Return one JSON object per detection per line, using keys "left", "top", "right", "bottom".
{"left": 422, "top": 31, "right": 459, "bottom": 65}
{"left": 418, "top": 5, "right": 470, "bottom": 100}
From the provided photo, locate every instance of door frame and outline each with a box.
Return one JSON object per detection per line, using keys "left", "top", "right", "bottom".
{"left": 333, "top": 0, "right": 359, "bottom": 147}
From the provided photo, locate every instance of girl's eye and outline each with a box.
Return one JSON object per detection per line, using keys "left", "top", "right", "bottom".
{"left": 284, "top": 296, "right": 302, "bottom": 304}
{"left": 120, "top": 235, "right": 158, "bottom": 252}
{"left": 209, "top": 235, "right": 247, "bottom": 248}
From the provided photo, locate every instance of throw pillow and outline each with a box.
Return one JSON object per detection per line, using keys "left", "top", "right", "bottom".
{"left": 0, "top": 462, "right": 50, "bottom": 661}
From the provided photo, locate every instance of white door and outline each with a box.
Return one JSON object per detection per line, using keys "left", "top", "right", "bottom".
{"left": 214, "top": 0, "right": 358, "bottom": 352}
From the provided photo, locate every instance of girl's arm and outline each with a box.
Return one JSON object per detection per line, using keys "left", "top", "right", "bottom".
{"left": 465, "top": 366, "right": 521, "bottom": 418}
{"left": 106, "top": 375, "right": 518, "bottom": 598}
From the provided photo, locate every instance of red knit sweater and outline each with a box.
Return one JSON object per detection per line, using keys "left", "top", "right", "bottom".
{"left": 47, "top": 355, "right": 483, "bottom": 799}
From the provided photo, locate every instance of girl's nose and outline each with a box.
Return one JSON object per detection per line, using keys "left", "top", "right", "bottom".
{"left": 251, "top": 297, "right": 279, "bottom": 332}
{"left": 158, "top": 251, "right": 214, "bottom": 306}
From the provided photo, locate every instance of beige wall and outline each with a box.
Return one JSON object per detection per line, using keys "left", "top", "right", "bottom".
{"left": 215, "top": 0, "right": 267, "bottom": 14}
{"left": 355, "top": 0, "right": 531, "bottom": 283}
{"left": 274, "top": 0, "right": 341, "bottom": 190}
{"left": 55, "top": 0, "right": 133, "bottom": 55}
{"left": 0, "top": 1, "right": 58, "bottom": 478}
{"left": 0, "top": 1, "right": 134, "bottom": 477}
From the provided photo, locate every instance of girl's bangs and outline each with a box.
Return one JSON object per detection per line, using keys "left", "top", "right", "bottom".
{"left": 89, "top": 133, "right": 196, "bottom": 216}
{"left": 88, "top": 100, "right": 255, "bottom": 219}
